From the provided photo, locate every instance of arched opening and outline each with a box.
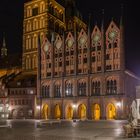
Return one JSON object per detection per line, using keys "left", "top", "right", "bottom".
{"left": 66, "top": 105, "right": 73, "bottom": 120}
{"left": 18, "top": 109, "right": 24, "bottom": 118}
{"left": 42, "top": 104, "right": 49, "bottom": 120}
{"left": 107, "top": 103, "right": 116, "bottom": 120}
{"left": 92, "top": 104, "right": 100, "bottom": 120}
{"left": 78, "top": 104, "right": 87, "bottom": 120}
{"left": 12, "top": 109, "right": 18, "bottom": 119}
{"left": 54, "top": 104, "right": 61, "bottom": 119}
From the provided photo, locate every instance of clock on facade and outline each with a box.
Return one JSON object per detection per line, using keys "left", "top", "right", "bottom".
{"left": 108, "top": 30, "right": 118, "bottom": 40}
{"left": 79, "top": 36, "right": 86, "bottom": 46}
{"left": 67, "top": 39, "right": 73, "bottom": 48}
{"left": 55, "top": 40, "right": 62, "bottom": 49}
{"left": 93, "top": 34, "right": 100, "bottom": 43}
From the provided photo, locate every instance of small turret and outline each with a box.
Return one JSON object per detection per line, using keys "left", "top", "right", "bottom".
{"left": 1, "top": 34, "right": 7, "bottom": 58}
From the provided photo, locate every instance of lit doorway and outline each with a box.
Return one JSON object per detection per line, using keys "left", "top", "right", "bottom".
{"left": 78, "top": 104, "right": 87, "bottom": 120}
{"left": 54, "top": 104, "right": 61, "bottom": 119}
{"left": 107, "top": 103, "right": 116, "bottom": 120}
{"left": 92, "top": 104, "right": 100, "bottom": 120}
{"left": 66, "top": 105, "right": 73, "bottom": 120}
{"left": 42, "top": 104, "right": 49, "bottom": 119}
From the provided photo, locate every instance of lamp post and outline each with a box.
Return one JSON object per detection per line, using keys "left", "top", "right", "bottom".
{"left": 116, "top": 101, "right": 121, "bottom": 119}
{"left": 72, "top": 104, "right": 77, "bottom": 120}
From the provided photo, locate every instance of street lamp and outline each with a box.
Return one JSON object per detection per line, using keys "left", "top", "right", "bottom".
{"left": 116, "top": 102, "right": 122, "bottom": 119}
{"left": 72, "top": 104, "right": 76, "bottom": 109}
{"left": 72, "top": 103, "right": 77, "bottom": 121}
{"left": 116, "top": 102, "right": 121, "bottom": 108}
{"left": 36, "top": 105, "right": 41, "bottom": 110}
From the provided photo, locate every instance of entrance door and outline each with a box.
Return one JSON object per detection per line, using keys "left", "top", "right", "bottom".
{"left": 42, "top": 104, "right": 49, "bottom": 119}
{"left": 78, "top": 104, "right": 86, "bottom": 120}
{"left": 54, "top": 104, "right": 61, "bottom": 119}
{"left": 66, "top": 106, "right": 73, "bottom": 120}
{"left": 107, "top": 103, "right": 116, "bottom": 119}
{"left": 92, "top": 104, "right": 100, "bottom": 120}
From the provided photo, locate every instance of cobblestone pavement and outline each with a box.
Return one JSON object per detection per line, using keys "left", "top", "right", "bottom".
{"left": 0, "top": 119, "right": 140, "bottom": 140}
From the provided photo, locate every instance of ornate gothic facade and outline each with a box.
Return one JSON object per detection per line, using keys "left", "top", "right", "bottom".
{"left": 36, "top": 19, "right": 140, "bottom": 120}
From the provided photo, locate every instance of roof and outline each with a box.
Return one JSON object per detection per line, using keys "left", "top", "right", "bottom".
{"left": 6, "top": 73, "right": 37, "bottom": 88}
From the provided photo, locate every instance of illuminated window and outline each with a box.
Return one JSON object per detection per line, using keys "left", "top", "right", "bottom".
{"left": 92, "top": 81, "right": 101, "bottom": 95}
{"left": 106, "top": 80, "right": 117, "bottom": 94}
{"left": 78, "top": 81, "right": 86, "bottom": 96}
{"left": 42, "top": 85, "right": 50, "bottom": 98}
{"left": 40, "top": 2, "right": 45, "bottom": 13}
{"left": 40, "top": 17, "right": 45, "bottom": 28}
{"left": 65, "top": 82, "right": 73, "bottom": 96}
{"left": 33, "top": 34, "right": 37, "bottom": 48}
{"left": 27, "top": 7, "right": 32, "bottom": 17}
{"left": 54, "top": 84, "right": 61, "bottom": 98}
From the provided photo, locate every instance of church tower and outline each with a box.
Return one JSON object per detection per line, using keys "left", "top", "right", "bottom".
{"left": 23, "top": 0, "right": 65, "bottom": 74}
{"left": 1, "top": 35, "right": 7, "bottom": 58}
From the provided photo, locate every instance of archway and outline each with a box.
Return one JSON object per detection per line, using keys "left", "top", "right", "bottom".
{"left": 18, "top": 109, "right": 24, "bottom": 118}
{"left": 107, "top": 103, "right": 116, "bottom": 120}
{"left": 78, "top": 104, "right": 87, "bottom": 120}
{"left": 12, "top": 109, "right": 18, "bottom": 119}
{"left": 66, "top": 105, "right": 73, "bottom": 120}
{"left": 42, "top": 104, "right": 49, "bottom": 119}
{"left": 92, "top": 104, "right": 100, "bottom": 120}
{"left": 54, "top": 104, "right": 61, "bottom": 119}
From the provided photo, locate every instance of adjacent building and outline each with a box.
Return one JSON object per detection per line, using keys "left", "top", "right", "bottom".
{"left": 22, "top": 0, "right": 86, "bottom": 74}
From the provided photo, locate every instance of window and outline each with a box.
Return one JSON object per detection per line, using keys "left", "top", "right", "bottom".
{"left": 108, "top": 44, "right": 111, "bottom": 49}
{"left": 92, "top": 56, "right": 96, "bottom": 62}
{"left": 41, "top": 85, "right": 50, "bottom": 98}
{"left": 78, "top": 82, "right": 86, "bottom": 96}
{"left": 97, "top": 66, "right": 101, "bottom": 71}
{"left": 32, "top": 7, "right": 38, "bottom": 16}
{"left": 65, "top": 83, "right": 73, "bottom": 96}
{"left": 106, "top": 80, "right": 117, "bottom": 94}
{"left": 92, "top": 81, "right": 101, "bottom": 95}
{"left": 106, "top": 54, "right": 110, "bottom": 60}
{"left": 54, "top": 84, "right": 61, "bottom": 97}
{"left": 83, "top": 57, "right": 87, "bottom": 63}
{"left": 97, "top": 46, "right": 101, "bottom": 51}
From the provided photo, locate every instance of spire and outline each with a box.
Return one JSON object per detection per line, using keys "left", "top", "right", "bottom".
{"left": 3, "top": 36, "right": 6, "bottom": 48}
{"left": 1, "top": 33, "right": 7, "bottom": 58}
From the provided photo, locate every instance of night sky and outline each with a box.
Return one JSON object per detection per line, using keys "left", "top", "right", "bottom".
{"left": 0, "top": 0, "right": 140, "bottom": 75}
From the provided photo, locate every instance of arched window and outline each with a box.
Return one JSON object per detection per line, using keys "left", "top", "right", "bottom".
{"left": 113, "top": 80, "right": 117, "bottom": 94}
{"left": 27, "top": 7, "right": 32, "bottom": 17}
{"left": 40, "top": 17, "right": 45, "bottom": 28}
{"left": 54, "top": 84, "right": 61, "bottom": 98}
{"left": 32, "top": 55, "right": 37, "bottom": 69}
{"left": 26, "top": 21, "right": 31, "bottom": 32}
{"left": 42, "top": 85, "right": 50, "bottom": 98}
{"left": 33, "top": 34, "right": 37, "bottom": 49}
{"left": 78, "top": 81, "right": 86, "bottom": 96}
{"left": 33, "top": 19, "right": 39, "bottom": 30}
{"left": 92, "top": 81, "right": 101, "bottom": 95}
{"left": 65, "top": 82, "right": 73, "bottom": 96}
{"left": 40, "top": 2, "right": 45, "bottom": 13}
{"left": 25, "top": 57, "right": 28, "bottom": 70}
{"left": 25, "top": 56, "right": 31, "bottom": 70}
{"left": 106, "top": 79, "right": 117, "bottom": 94}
